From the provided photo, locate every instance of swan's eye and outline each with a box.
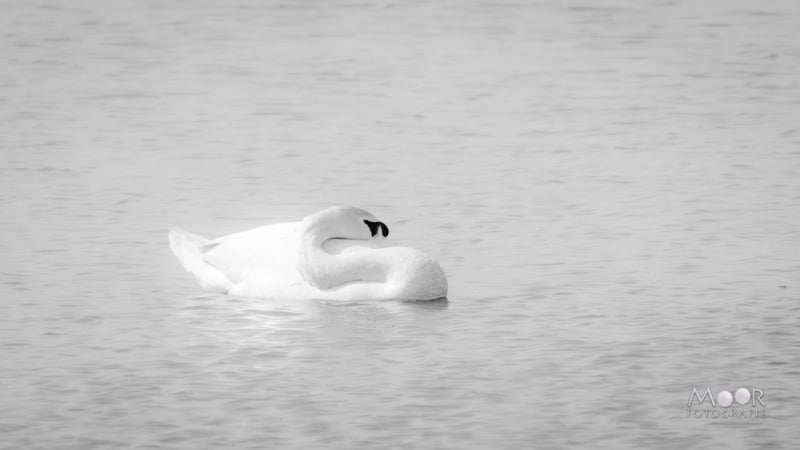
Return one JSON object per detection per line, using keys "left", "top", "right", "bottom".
{"left": 363, "top": 220, "right": 389, "bottom": 238}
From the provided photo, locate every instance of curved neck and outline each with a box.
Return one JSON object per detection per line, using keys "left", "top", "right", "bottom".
{"left": 299, "top": 228, "right": 390, "bottom": 290}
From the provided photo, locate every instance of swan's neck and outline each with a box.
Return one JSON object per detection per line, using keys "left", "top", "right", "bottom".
{"left": 299, "top": 229, "right": 390, "bottom": 290}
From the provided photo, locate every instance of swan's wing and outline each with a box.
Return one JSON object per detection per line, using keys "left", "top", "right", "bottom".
{"left": 199, "top": 222, "right": 300, "bottom": 284}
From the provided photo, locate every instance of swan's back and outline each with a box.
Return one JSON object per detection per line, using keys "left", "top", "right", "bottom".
{"left": 169, "top": 222, "right": 301, "bottom": 294}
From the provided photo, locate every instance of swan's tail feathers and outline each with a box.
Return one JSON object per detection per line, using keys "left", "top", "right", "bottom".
{"left": 168, "top": 228, "right": 232, "bottom": 293}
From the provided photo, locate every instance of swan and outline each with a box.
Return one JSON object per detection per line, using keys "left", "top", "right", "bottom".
{"left": 168, "top": 206, "right": 448, "bottom": 301}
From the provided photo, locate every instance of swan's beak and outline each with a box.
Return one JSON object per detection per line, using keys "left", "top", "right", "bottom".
{"left": 364, "top": 220, "right": 390, "bottom": 238}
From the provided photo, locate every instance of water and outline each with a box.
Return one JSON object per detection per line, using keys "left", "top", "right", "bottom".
{"left": 2, "top": 0, "right": 799, "bottom": 448}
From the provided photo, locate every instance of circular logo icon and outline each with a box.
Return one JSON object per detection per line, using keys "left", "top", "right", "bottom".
{"left": 717, "top": 390, "right": 733, "bottom": 407}
{"left": 735, "top": 388, "right": 751, "bottom": 405}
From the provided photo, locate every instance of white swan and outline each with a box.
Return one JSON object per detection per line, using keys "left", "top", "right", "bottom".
{"left": 168, "top": 206, "right": 448, "bottom": 301}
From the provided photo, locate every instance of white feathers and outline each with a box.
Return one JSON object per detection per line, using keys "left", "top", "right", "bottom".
{"left": 168, "top": 228, "right": 232, "bottom": 293}
{"left": 169, "top": 206, "right": 447, "bottom": 301}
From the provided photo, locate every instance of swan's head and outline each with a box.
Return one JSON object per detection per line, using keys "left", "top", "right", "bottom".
{"left": 302, "top": 206, "right": 389, "bottom": 241}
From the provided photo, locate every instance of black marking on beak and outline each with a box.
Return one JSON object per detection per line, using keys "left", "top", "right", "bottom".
{"left": 364, "top": 220, "right": 389, "bottom": 238}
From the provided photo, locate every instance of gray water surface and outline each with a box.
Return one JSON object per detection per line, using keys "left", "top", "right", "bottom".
{"left": 2, "top": 0, "right": 799, "bottom": 448}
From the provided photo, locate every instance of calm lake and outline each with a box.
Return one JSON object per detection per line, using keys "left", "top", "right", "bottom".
{"left": 1, "top": 0, "right": 799, "bottom": 448}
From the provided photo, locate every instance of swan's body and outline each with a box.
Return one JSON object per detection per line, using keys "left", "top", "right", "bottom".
{"left": 169, "top": 206, "right": 447, "bottom": 301}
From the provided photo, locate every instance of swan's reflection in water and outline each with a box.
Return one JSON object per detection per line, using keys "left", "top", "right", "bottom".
{"left": 175, "top": 294, "right": 450, "bottom": 375}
